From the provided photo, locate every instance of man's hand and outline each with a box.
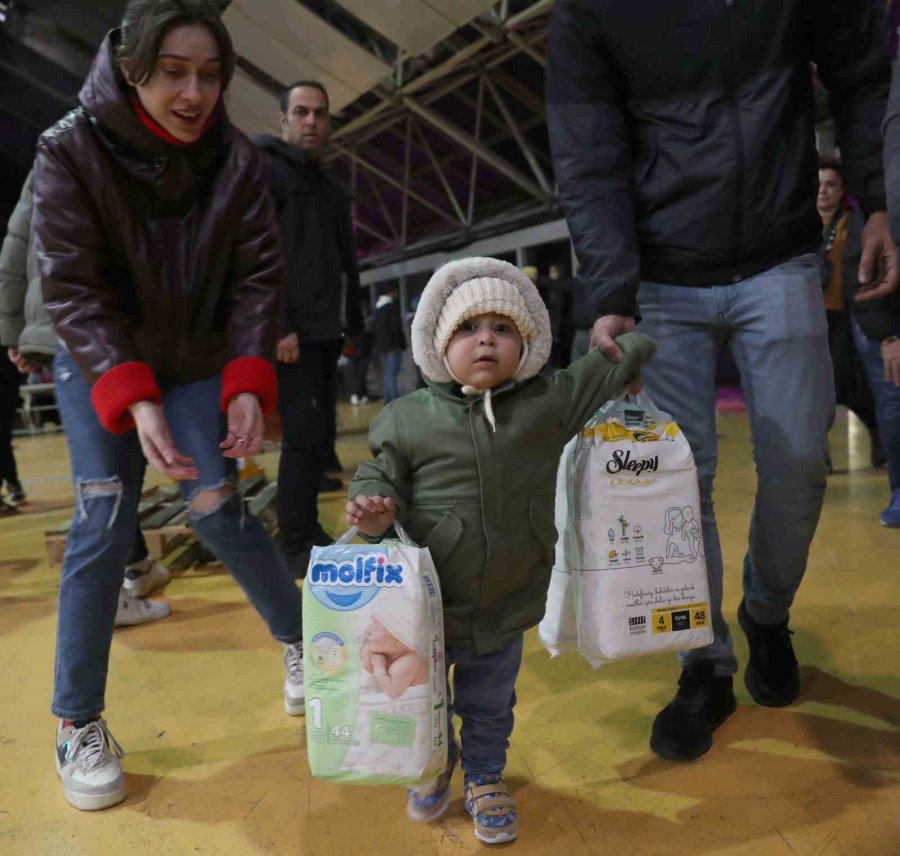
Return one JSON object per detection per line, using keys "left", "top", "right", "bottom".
{"left": 130, "top": 401, "right": 199, "bottom": 480}
{"left": 346, "top": 495, "right": 396, "bottom": 536}
{"left": 883, "top": 337, "right": 900, "bottom": 387}
{"left": 276, "top": 333, "right": 299, "bottom": 363}
{"left": 7, "top": 348, "right": 37, "bottom": 374}
{"left": 220, "top": 393, "right": 264, "bottom": 458}
{"left": 856, "top": 211, "right": 899, "bottom": 302}
{"left": 589, "top": 314, "right": 642, "bottom": 393}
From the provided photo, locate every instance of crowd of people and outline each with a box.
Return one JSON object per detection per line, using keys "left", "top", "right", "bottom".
{"left": 0, "top": 0, "right": 898, "bottom": 847}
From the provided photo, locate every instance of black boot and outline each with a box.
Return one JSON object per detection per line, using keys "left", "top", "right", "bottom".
{"left": 737, "top": 599, "right": 800, "bottom": 707}
{"left": 650, "top": 660, "right": 736, "bottom": 761}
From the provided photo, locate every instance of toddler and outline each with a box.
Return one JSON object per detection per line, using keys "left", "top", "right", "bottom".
{"left": 347, "top": 257, "right": 655, "bottom": 845}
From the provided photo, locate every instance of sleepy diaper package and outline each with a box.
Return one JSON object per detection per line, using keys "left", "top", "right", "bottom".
{"left": 302, "top": 527, "right": 447, "bottom": 785}
{"left": 539, "top": 392, "right": 714, "bottom": 666}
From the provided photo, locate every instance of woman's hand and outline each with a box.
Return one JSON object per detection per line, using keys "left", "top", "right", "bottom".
{"left": 220, "top": 393, "right": 264, "bottom": 457}
{"left": 130, "top": 401, "right": 199, "bottom": 480}
{"left": 346, "top": 495, "right": 396, "bottom": 536}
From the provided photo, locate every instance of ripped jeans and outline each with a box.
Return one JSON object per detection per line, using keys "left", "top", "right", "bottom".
{"left": 51, "top": 349, "right": 302, "bottom": 720}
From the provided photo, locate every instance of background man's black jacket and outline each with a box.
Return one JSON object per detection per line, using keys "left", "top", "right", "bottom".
{"left": 255, "top": 135, "right": 363, "bottom": 343}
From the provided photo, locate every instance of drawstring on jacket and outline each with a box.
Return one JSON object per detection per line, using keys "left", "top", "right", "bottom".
{"left": 442, "top": 341, "right": 530, "bottom": 433}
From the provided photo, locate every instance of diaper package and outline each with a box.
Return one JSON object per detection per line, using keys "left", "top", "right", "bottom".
{"left": 540, "top": 393, "right": 714, "bottom": 666}
{"left": 303, "top": 528, "right": 447, "bottom": 785}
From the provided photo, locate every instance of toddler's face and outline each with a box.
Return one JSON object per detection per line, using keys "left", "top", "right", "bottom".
{"left": 445, "top": 313, "right": 523, "bottom": 390}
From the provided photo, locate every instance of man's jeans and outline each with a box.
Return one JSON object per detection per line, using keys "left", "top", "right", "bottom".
{"left": 445, "top": 636, "right": 523, "bottom": 779}
{"left": 381, "top": 350, "right": 403, "bottom": 403}
{"left": 852, "top": 318, "right": 900, "bottom": 492}
{"left": 637, "top": 253, "right": 834, "bottom": 675}
{"left": 52, "top": 349, "right": 302, "bottom": 720}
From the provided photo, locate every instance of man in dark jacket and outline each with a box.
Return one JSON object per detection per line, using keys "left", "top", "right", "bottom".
{"left": 255, "top": 81, "right": 364, "bottom": 574}
{"left": 547, "top": 0, "right": 898, "bottom": 762}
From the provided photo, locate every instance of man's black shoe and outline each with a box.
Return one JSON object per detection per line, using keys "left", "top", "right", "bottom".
{"left": 318, "top": 475, "right": 344, "bottom": 493}
{"left": 650, "top": 660, "right": 736, "bottom": 761}
{"left": 737, "top": 599, "right": 800, "bottom": 707}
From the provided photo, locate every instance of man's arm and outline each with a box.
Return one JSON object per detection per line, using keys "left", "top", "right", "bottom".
{"left": 814, "top": 0, "right": 896, "bottom": 300}
{"left": 546, "top": 0, "right": 640, "bottom": 324}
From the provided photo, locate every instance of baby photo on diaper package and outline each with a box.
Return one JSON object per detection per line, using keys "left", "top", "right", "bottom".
{"left": 303, "top": 538, "right": 447, "bottom": 785}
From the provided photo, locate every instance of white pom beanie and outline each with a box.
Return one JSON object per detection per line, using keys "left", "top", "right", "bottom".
{"left": 412, "top": 257, "right": 552, "bottom": 386}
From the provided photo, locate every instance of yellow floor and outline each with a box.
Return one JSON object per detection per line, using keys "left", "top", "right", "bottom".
{"left": 0, "top": 404, "right": 898, "bottom": 856}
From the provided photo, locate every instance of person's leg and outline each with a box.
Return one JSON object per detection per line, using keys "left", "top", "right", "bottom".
{"left": 852, "top": 318, "right": 900, "bottom": 506}
{"left": 50, "top": 350, "right": 144, "bottom": 811}
{"left": 321, "top": 338, "right": 342, "bottom": 471}
{"left": 51, "top": 350, "right": 145, "bottom": 722}
{"left": 450, "top": 637, "right": 523, "bottom": 844}
{"left": 163, "top": 373, "right": 302, "bottom": 643}
{"left": 637, "top": 282, "right": 736, "bottom": 675}
{"left": 276, "top": 349, "right": 328, "bottom": 558}
{"left": 0, "top": 382, "right": 19, "bottom": 487}
{"left": 637, "top": 282, "right": 740, "bottom": 761}
{"left": 726, "top": 255, "right": 833, "bottom": 626}
{"left": 380, "top": 353, "right": 392, "bottom": 402}
{"left": 449, "top": 637, "right": 523, "bottom": 777}
{"left": 727, "top": 254, "right": 833, "bottom": 707}
{"left": 384, "top": 350, "right": 402, "bottom": 402}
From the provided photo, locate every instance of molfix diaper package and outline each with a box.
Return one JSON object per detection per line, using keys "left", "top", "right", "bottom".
{"left": 303, "top": 528, "right": 447, "bottom": 785}
{"left": 539, "top": 393, "right": 714, "bottom": 666}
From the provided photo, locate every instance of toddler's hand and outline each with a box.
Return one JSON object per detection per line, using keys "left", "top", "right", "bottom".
{"left": 346, "top": 495, "right": 397, "bottom": 536}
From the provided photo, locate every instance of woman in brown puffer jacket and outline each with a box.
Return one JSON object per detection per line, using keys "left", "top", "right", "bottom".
{"left": 31, "top": 0, "right": 304, "bottom": 813}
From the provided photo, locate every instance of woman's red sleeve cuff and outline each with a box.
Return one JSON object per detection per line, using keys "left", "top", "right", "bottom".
{"left": 221, "top": 356, "right": 278, "bottom": 414}
{"left": 91, "top": 362, "right": 162, "bottom": 434}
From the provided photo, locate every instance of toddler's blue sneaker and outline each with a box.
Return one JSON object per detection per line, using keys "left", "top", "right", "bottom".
{"left": 406, "top": 742, "right": 458, "bottom": 823}
{"left": 881, "top": 490, "right": 900, "bottom": 528}
{"left": 464, "top": 773, "right": 518, "bottom": 844}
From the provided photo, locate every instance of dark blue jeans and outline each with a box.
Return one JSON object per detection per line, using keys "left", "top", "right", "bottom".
{"left": 852, "top": 319, "right": 900, "bottom": 492}
{"left": 445, "top": 635, "right": 523, "bottom": 779}
{"left": 380, "top": 350, "right": 403, "bottom": 403}
{"left": 51, "top": 349, "right": 302, "bottom": 720}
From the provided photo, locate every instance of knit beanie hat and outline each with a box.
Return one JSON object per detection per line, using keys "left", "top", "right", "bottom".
{"left": 432, "top": 277, "right": 538, "bottom": 362}
{"left": 412, "top": 257, "right": 551, "bottom": 385}
{"left": 411, "top": 257, "right": 552, "bottom": 431}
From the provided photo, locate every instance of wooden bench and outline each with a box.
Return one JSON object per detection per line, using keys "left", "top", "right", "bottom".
{"left": 44, "top": 477, "right": 279, "bottom": 569}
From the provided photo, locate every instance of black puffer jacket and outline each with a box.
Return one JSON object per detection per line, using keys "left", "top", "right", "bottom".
{"left": 547, "top": 0, "right": 891, "bottom": 317}
{"left": 254, "top": 135, "right": 363, "bottom": 344}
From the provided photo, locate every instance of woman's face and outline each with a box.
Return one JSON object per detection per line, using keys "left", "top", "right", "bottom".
{"left": 817, "top": 168, "right": 844, "bottom": 218}
{"left": 132, "top": 23, "right": 222, "bottom": 143}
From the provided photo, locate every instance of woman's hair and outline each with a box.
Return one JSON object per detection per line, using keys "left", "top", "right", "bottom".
{"left": 818, "top": 154, "right": 844, "bottom": 180}
{"left": 117, "top": 0, "right": 235, "bottom": 88}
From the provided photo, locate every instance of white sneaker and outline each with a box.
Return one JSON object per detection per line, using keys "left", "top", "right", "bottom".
{"left": 56, "top": 719, "right": 126, "bottom": 811}
{"left": 114, "top": 589, "right": 171, "bottom": 627}
{"left": 122, "top": 558, "right": 170, "bottom": 598}
{"left": 283, "top": 641, "right": 305, "bottom": 716}
{"left": 350, "top": 394, "right": 360, "bottom": 405}
{"left": 359, "top": 396, "right": 369, "bottom": 404}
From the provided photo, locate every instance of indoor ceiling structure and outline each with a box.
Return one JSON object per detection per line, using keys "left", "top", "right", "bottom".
{"left": 1, "top": 0, "right": 559, "bottom": 265}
